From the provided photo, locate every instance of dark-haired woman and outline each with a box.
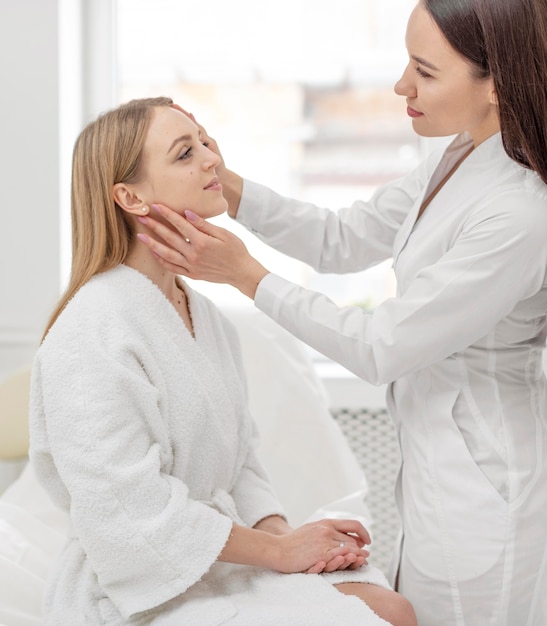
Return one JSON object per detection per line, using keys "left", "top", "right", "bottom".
{"left": 139, "top": 1, "right": 547, "bottom": 624}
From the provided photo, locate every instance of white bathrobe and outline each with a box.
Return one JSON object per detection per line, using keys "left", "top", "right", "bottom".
{"left": 29, "top": 265, "right": 390, "bottom": 626}
{"left": 236, "top": 132, "right": 547, "bottom": 626}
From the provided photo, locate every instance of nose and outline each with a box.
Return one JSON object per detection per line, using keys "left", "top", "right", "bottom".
{"left": 201, "top": 143, "right": 221, "bottom": 169}
{"left": 394, "top": 64, "right": 416, "bottom": 98}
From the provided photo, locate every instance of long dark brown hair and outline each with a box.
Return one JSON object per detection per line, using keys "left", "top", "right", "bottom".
{"left": 423, "top": 0, "right": 547, "bottom": 185}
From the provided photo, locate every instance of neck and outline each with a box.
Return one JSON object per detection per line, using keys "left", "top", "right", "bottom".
{"left": 124, "top": 232, "right": 194, "bottom": 337}
{"left": 123, "top": 238, "right": 180, "bottom": 301}
{"left": 469, "top": 117, "right": 501, "bottom": 148}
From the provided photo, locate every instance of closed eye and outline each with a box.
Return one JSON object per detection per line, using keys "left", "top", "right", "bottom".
{"left": 178, "top": 147, "right": 192, "bottom": 160}
{"left": 415, "top": 66, "right": 433, "bottom": 78}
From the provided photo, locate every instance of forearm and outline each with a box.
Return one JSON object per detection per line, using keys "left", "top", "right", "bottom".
{"left": 236, "top": 179, "right": 407, "bottom": 273}
{"left": 217, "top": 524, "right": 280, "bottom": 569}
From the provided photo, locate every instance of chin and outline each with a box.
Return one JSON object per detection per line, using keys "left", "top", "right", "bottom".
{"left": 206, "top": 198, "right": 229, "bottom": 218}
{"left": 411, "top": 121, "right": 433, "bottom": 137}
{"left": 412, "top": 121, "right": 457, "bottom": 139}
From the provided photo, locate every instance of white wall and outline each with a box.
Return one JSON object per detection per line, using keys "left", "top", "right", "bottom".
{"left": 0, "top": 0, "right": 62, "bottom": 381}
{"left": 0, "top": 0, "right": 116, "bottom": 384}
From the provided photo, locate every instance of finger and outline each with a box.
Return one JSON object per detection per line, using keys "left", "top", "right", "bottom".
{"left": 136, "top": 233, "right": 189, "bottom": 273}
{"left": 327, "top": 544, "right": 369, "bottom": 563}
{"left": 334, "top": 533, "right": 360, "bottom": 548}
{"left": 139, "top": 217, "right": 193, "bottom": 253}
{"left": 148, "top": 204, "right": 197, "bottom": 240}
{"left": 348, "top": 555, "right": 367, "bottom": 570}
{"left": 331, "top": 520, "right": 371, "bottom": 546}
{"left": 323, "top": 555, "right": 347, "bottom": 573}
{"left": 326, "top": 553, "right": 357, "bottom": 573}
{"left": 183, "top": 209, "right": 224, "bottom": 238}
{"left": 152, "top": 204, "right": 223, "bottom": 241}
{"left": 306, "top": 561, "right": 326, "bottom": 574}
{"left": 170, "top": 103, "right": 195, "bottom": 122}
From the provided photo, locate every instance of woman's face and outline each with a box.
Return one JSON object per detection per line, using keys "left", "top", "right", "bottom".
{"left": 394, "top": 3, "right": 499, "bottom": 145}
{"left": 134, "top": 106, "right": 228, "bottom": 218}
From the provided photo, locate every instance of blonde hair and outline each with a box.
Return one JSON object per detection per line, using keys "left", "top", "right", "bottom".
{"left": 43, "top": 96, "right": 173, "bottom": 339}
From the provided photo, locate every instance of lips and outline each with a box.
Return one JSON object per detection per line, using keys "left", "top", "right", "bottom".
{"left": 204, "top": 178, "right": 220, "bottom": 190}
{"left": 407, "top": 106, "right": 424, "bottom": 118}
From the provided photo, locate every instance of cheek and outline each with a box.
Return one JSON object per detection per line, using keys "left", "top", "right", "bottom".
{"left": 426, "top": 85, "right": 464, "bottom": 120}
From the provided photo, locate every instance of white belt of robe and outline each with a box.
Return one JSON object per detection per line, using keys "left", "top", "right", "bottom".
{"left": 203, "top": 488, "right": 246, "bottom": 526}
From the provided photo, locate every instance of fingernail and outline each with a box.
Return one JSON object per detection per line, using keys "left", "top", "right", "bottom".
{"left": 185, "top": 210, "right": 197, "bottom": 222}
{"left": 136, "top": 233, "right": 149, "bottom": 243}
{"left": 137, "top": 216, "right": 147, "bottom": 224}
{"left": 151, "top": 204, "right": 161, "bottom": 213}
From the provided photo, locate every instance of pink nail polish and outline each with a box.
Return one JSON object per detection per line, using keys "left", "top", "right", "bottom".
{"left": 185, "top": 210, "right": 197, "bottom": 222}
{"left": 136, "top": 233, "right": 148, "bottom": 242}
{"left": 137, "top": 216, "right": 147, "bottom": 224}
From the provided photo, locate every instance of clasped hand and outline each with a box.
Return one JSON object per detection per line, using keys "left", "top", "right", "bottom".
{"left": 272, "top": 519, "right": 370, "bottom": 575}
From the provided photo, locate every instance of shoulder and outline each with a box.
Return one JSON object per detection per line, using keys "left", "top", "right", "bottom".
{"left": 461, "top": 136, "right": 547, "bottom": 233}
{"left": 467, "top": 168, "right": 547, "bottom": 230}
{"left": 40, "top": 266, "right": 155, "bottom": 356}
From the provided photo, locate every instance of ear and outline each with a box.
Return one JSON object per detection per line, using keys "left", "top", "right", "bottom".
{"left": 113, "top": 183, "right": 148, "bottom": 215}
{"left": 489, "top": 84, "right": 498, "bottom": 106}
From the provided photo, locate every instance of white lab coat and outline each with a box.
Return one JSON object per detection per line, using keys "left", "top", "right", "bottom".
{"left": 236, "top": 132, "right": 547, "bottom": 626}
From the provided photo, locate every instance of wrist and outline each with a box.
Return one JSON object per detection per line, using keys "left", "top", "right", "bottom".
{"left": 220, "top": 169, "right": 243, "bottom": 218}
{"left": 254, "top": 515, "right": 291, "bottom": 535}
{"left": 250, "top": 528, "right": 283, "bottom": 570}
{"left": 218, "top": 524, "right": 282, "bottom": 570}
{"left": 234, "top": 262, "right": 269, "bottom": 300}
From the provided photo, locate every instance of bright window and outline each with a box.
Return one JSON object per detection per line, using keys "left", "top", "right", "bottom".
{"left": 115, "top": 0, "right": 420, "bottom": 309}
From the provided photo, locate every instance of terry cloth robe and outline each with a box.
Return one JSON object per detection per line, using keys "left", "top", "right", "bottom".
{"left": 29, "top": 265, "right": 391, "bottom": 626}
{"left": 235, "top": 131, "right": 547, "bottom": 626}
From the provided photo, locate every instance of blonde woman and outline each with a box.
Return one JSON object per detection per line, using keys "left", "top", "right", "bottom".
{"left": 29, "top": 98, "right": 416, "bottom": 625}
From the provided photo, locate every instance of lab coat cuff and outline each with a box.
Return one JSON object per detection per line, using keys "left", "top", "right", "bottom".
{"left": 255, "top": 273, "right": 295, "bottom": 320}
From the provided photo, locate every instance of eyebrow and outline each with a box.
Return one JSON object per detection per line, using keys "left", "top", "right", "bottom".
{"left": 167, "top": 134, "right": 192, "bottom": 154}
{"left": 411, "top": 55, "right": 440, "bottom": 71}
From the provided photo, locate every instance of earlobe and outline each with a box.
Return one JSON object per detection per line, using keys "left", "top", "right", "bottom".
{"left": 489, "top": 88, "right": 498, "bottom": 106}
{"left": 113, "top": 183, "right": 148, "bottom": 215}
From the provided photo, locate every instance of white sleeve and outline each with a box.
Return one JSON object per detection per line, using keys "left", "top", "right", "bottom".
{"left": 254, "top": 191, "right": 547, "bottom": 385}
{"left": 219, "top": 318, "right": 287, "bottom": 527}
{"left": 236, "top": 160, "right": 431, "bottom": 273}
{"left": 229, "top": 424, "right": 288, "bottom": 527}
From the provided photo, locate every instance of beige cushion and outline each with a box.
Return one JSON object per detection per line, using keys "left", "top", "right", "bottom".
{"left": 0, "top": 367, "right": 31, "bottom": 460}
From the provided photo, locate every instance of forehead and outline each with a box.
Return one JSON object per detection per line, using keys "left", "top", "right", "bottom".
{"left": 145, "top": 106, "right": 197, "bottom": 152}
{"left": 406, "top": 3, "right": 462, "bottom": 67}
